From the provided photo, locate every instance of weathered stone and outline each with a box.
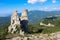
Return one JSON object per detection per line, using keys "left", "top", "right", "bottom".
{"left": 20, "top": 9, "right": 28, "bottom": 21}
{"left": 56, "top": 32, "right": 60, "bottom": 40}
{"left": 23, "top": 37, "right": 27, "bottom": 40}
{"left": 8, "top": 10, "right": 20, "bottom": 34}
{"left": 28, "top": 37, "right": 32, "bottom": 40}
{"left": 20, "top": 30, "right": 24, "bottom": 36}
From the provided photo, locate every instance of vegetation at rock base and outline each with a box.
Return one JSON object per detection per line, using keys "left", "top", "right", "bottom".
{"left": 16, "top": 25, "right": 21, "bottom": 33}
{"left": 0, "top": 24, "right": 9, "bottom": 40}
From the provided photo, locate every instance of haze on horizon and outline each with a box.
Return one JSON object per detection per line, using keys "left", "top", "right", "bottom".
{"left": 0, "top": 0, "right": 60, "bottom": 17}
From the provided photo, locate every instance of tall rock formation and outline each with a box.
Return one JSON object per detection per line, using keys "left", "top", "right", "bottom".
{"left": 20, "top": 9, "right": 28, "bottom": 33}
{"left": 8, "top": 10, "right": 20, "bottom": 33}
{"left": 8, "top": 9, "right": 28, "bottom": 34}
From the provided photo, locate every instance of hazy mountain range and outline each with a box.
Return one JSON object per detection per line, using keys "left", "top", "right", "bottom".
{"left": 0, "top": 10, "right": 60, "bottom": 26}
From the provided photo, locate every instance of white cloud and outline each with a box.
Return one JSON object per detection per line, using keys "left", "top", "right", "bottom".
{"left": 28, "top": 0, "right": 37, "bottom": 4}
{"left": 28, "top": 0, "right": 47, "bottom": 4}
{"left": 28, "top": 0, "right": 57, "bottom": 4}
{"left": 52, "top": 0, "right": 56, "bottom": 3}
{"left": 39, "top": 0, "right": 47, "bottom": 3}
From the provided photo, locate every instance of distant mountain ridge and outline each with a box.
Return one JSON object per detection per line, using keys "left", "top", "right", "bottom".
{"left": 0, "top": 17, "right": 10, "bottom": 26}
{"left": 0, "top": 10, "right": 60, "bottom": 26}
{"left": 28, "top": 10, "right": 60, "bottom": 24}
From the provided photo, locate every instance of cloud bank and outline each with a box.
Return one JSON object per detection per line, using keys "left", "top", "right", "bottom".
{"left": 28, "top": 0, "right": 56, "bottom": 4}
{"left": 28, "top": 0, "right": 47, "bottom": 4}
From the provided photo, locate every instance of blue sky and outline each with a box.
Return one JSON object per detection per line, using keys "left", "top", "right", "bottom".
{"left": 0, "top": 0, "right": 60, "bottom": 17}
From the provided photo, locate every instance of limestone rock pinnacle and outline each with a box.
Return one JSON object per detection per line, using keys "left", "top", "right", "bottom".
{"left": 20, "top": 9, "right": 28, "bottom": 21}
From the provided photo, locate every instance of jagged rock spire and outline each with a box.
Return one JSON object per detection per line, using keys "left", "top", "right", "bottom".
{"left": 11, "top": 10, "right": 20, "bottom": 25}
{"left": 8, "top": 10, "right": 20, "bottom": 33}
{"left": 20, "top": 9, "right": 28, "bottom": 20}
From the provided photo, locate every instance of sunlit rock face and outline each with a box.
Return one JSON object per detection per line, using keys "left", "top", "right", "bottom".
{"left": 8, "top": 10, "right": 20, "bottom": 34}
{"left": 20, "top": 9, "right": 28, "bottom": 21}
{"left": 20, "top": 9, "right": 29, "bottom": 33}
{"left": 11, "top": 11, "right": 20, "bottom": 25}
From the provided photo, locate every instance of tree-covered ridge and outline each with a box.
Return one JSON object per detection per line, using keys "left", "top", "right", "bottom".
{"left": 28, "top": 16, "right": 60, "bottom": 34}
{"left": 0, "top": 17, "right": 10, "bottom": 26}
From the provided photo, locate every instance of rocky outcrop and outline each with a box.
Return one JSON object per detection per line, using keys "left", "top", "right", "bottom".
{"left": 6, "top": 32, "right": 60, "bottom": 40}
{"left": 8, "top": 10, "right": 20, "bottom": 34}
{"left": 40, "top": 22, "right": 54, "bottom": 27}
{"left": 8, "top": 9, "right": 28, "bottom": 34}
{"left": 20, "top": 9, "right": 28, "bottom": 33}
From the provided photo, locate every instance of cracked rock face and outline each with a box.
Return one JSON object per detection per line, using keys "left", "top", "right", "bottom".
{"left": 8, "top": 10, "right": 20, "bottom": 33}
{"left": 11, "top": 10, "right": 20, "bottom": 25}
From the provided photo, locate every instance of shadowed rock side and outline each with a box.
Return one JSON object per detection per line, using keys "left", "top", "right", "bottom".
{"left": 20, "top": 20, "right": 28, "bottom": 33}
